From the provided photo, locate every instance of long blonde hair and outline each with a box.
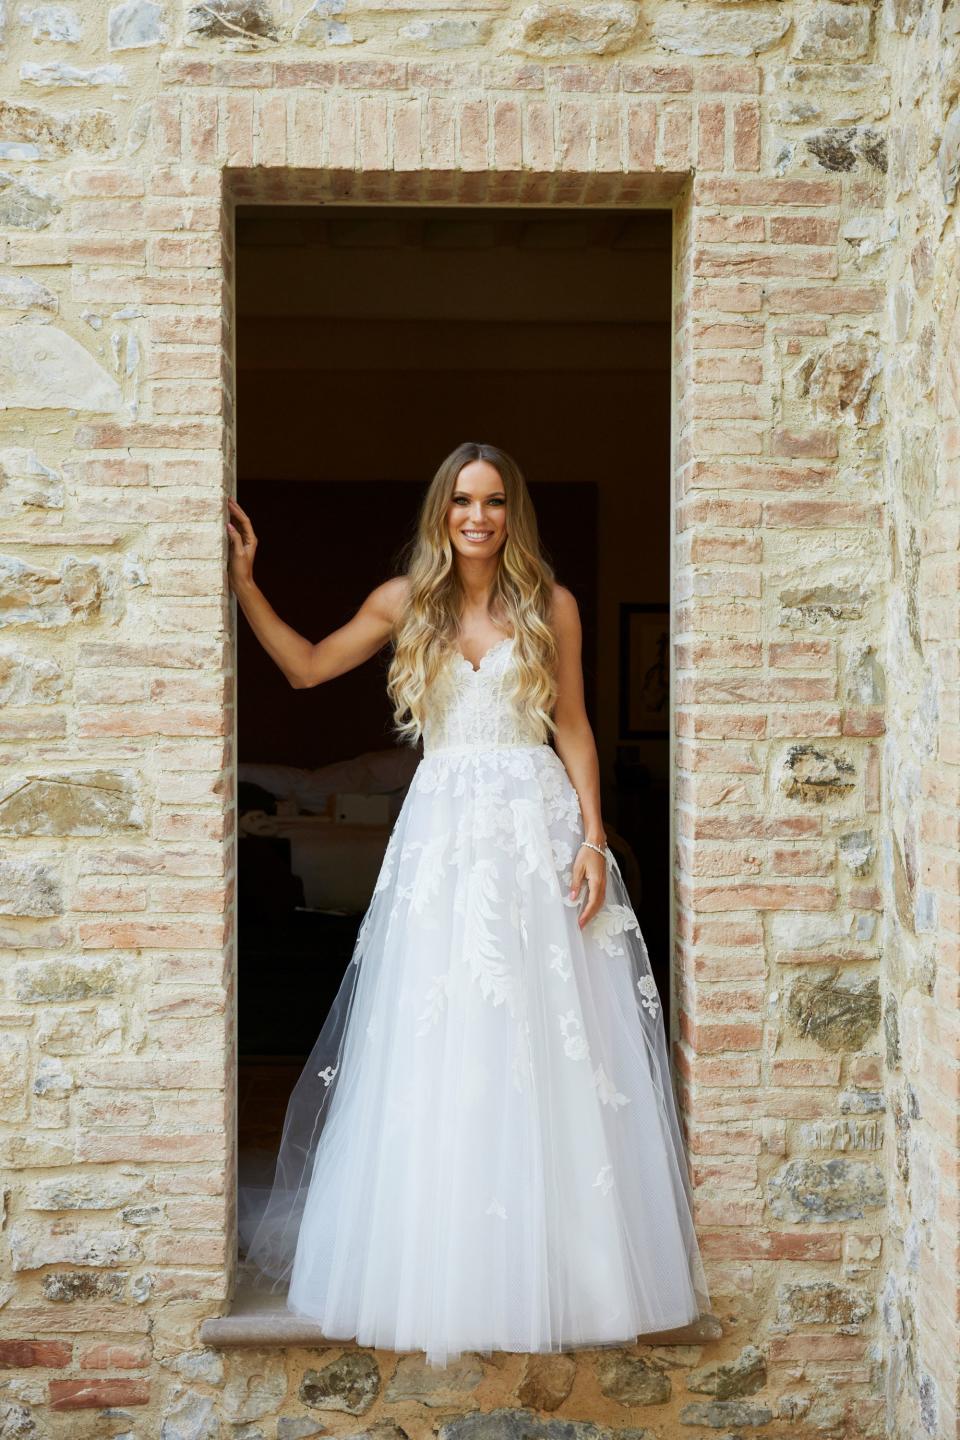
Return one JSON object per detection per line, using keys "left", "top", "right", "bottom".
{"left": 387, "top": 442, "right": 559, "bottom": 746}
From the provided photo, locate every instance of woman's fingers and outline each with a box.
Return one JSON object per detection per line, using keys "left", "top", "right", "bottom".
{"left": 227, "top": 498, "right": 257, "bottom": 549}
{"left": 575, "top": 857, "right": 607, "bottom": 928}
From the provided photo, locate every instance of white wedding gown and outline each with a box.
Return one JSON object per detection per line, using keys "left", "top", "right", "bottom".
{"left": 243, "top": 635, "right": 711, "bottom": 1366}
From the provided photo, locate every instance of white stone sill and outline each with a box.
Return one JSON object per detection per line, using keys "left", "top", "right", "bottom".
{"left": 200, "top": 1277, "right": 722, "bottom": 1350}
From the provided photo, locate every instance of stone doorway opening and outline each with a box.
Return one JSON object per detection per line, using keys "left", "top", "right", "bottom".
{"left": 226, "top": 197, "right": 679, "bottom": 1326}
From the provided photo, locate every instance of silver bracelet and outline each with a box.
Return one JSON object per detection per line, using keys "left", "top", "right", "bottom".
{"left": 579, "top": 840, "right": 607, "bottom": 859}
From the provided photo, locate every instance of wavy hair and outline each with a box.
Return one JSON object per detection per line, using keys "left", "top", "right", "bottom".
{"left": 386, "top": 442, "right": 559, "bottom": 746}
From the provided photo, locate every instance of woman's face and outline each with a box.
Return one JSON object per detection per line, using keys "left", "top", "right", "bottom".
{"left": 446, "top": 460, "right": 508, "bottom": 560}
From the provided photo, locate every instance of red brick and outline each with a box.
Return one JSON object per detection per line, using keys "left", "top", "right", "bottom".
{"left": 79, "top": 1342, "right": 150, "bottom": 1370}
{"left": 766, "top": 284, "right": 882, "bottom": 314}
{"left": 0, "top": 1340, "right": 71, "bottom": 1368}
{"left": 732, "top": 100, "right": 760, "bottom": 170}
{"left": 622, "top": 63, "right": 693, "bottom": 91}
{"left": 769, "top": 428, "right": 840, "bottom": 460}
{"left": 50, "top": 1379, "right": 150, "bottom": 1411}
{"left": 771, "top": 1057, "right": 843, "bottom": 1086}
{"left": 695, "top": 177, "right": 841, "bottom": 205}
{"left": 696, "top": 101, "right": 726, "bottom": 170}
{"left": 337, "top": 59, "right": 407, "bottom": 88}
{"left": 701, "top": 1230, "right": 842, "bottom": 1260}
{"left": 79, "top": 920, "right": 225, "bottom": 949}
{"left": 76, "top": 1134, "right": 225, "bottom": 1163}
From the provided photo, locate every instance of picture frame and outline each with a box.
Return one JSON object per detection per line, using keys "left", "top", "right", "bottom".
{"left": 619, "top": 602, "right": 670, "bottom": 739}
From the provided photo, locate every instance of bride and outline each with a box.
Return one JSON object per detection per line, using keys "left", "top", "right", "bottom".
{"left": 226, "top": 440, "right": 711, "bottom": 1368}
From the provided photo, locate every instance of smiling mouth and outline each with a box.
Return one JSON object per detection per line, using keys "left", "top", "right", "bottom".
{"left": 462, "top": 530, "right": 493, "bottom": 540}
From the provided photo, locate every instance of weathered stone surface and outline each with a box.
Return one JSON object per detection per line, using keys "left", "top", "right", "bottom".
{"left": 654, "top": 4, "right": 789, "bottom": 56}
{"left": 778, "top": 584, "right": 866, "bottom": 627}
{"left": 277, "top": 1417, "right": 335, "bottom": 1440}
{"left": 161, "top": 1390, "right": 219, "bottom": 1440}
{"left": 782, "top": 745, "right": 855, "bottom": 804}
{"left": 0, "top": 1034, "right": 28, "bottom": 1122}
{"left": 0, "top": 99, "right": 116, "bottom": 156}
{"left": 21, "top": 4, "right": 83, "bottom": 41}
{"left": 0, "top": 274, "right": 58, "bottom": 312}
{"left": 777, "top": 1279, "right": 874, "bottom": 1325}
{"left": 0, "top": 770, "right": 141, "bottom": 836}
{"left": 0, "top": 171, "right": 61, "bottom": 228}
{"left": 13, "top": 957, "right": 121, "bottom": 1003}
{"left": 356, "top": 1424, "right": 411, "bottom": 1440}
{"left": 38, "top": 1005, "right": 122, "bottom": 1055}
{"left": 792, "top": 2, "right": 870, "bottom": 61}
{"left": 108, "top": 0, "right": 166, "bottom": 49}
{"left": 0, "top": 555, "right": 114, "bottom": 628}
{"left": 767, "top": 1158, "right": 885, "bottom": 1222}
{"left": 384, "top": 1353, "right": 483, "bottom": 1406}
{"left": 185, "top": 0, "right": 278, "bottom": 43}
{"left": 678, "top": 1399, "right": 774, "bottom": 1427}
{"left": 516, "top": 1353, "right": 577, "bottom": 1411}
{"left": 885, "top": 994, "right": 901, "bottom": 1069}
{"left": 437, "top": 1411, "right": 633, "bottom": 1440}
{"left": 21, "top": 61, "right": 128, "bottom": 88}
{"left": 9, "top": 1220, "right": 142, "bottom": 1271}
{"left": 797, "top": 1116, "right": 883, "bottom": 1151}
{"left": 0, "top": 646, "right": 63, "bottom": 705}
{"left": 0, "top": 323, "right": 122, "bottom": 411}
{"left": 838, "top": 829, "right": 876, "bottom": 875}
{"left": 0, "top": 447, "right": 64, "bottom": 516}
{"left": 299, "top": 1352, "right": 380, "bottom": 1414}
{"left": 223, "top": 1356, "right": 288, "bottom": 1421}
{"left": 168, "top": 1349, "right": 225, "bottom": 1385}
{"left": 799, "top": 334, "right": 880, "bottom": 421}
{"left": 398, "top": 17, "right": 492, "bottom": 49}
{"left": 27, "top": 1173, "right": 143, "bottom": 1211}
{"left": 839, "top": 1087, "right": 885, "bottom": 1113}
{"left": 686, "top": 1345, "right": 766, "bottom": 1400}
{"left": 596, "top": 1351, "right": 671, "bottom": 1406}
{"left": 0, "top": 1402, "right": 40, "bottom": 1438}
{"left": 506, "top": 2, "right": 640, "bottom": 57}
{"left": 774, "top": 64, "right": 891, "bottom": 126}
{"left": 291, "top": 0, "right": 353, "bottom": 46}
{"left": 805, "top": 125, "right": 887, "bottom": 173}
{"left": 0, "top": 856, "right": 62, "bottom": 916}
{"left": 845, "top": 643, "right": 885, "bottom": 704}
{"left": 787, "top": 970, "right": 881, "bottom": 1050}
{"left": 42, "top": 1269, "right": 127, "bottom": 1302}
{"left": 939, "top": 104, "right": 960, "bottom": 204}
{"left": 32, "top": 1057, "right": 74, "bottom": 1097}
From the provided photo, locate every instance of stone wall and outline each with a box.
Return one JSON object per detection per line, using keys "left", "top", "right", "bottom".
{"left": 0, "top": 0, "right": 957, "bottom": 1437}
{"left": 875, "top": 2, "right": 960, "bottom": 1438}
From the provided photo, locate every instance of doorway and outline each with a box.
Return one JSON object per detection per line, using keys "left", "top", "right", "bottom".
{"left": 233, "top": 205, "right": 673, "bottom": 1222}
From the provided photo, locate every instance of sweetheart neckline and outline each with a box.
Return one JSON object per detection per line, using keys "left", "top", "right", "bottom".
{"left": 454, "top": 635, "right": 514, "bottom": 674}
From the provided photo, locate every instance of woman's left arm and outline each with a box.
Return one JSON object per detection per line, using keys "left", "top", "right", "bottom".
{"left": 550, "top": 585, "right": 608, "bottom": 928}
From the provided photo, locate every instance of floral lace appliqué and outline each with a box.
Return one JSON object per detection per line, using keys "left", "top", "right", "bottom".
{"left": 591, "top": 1062, "right": 630, "bottom": 1108}
{"left": 585, "top": 903, "right": 642, "bottom": 957}
{"left": 637, "top": 973, "right": 661, "bottom": 1020}
{"left": 558, "top": 1008, "right": 589, "bottom": 1061}
{"left": 593, "top": 1163, "right": 615, "bottom": 1196}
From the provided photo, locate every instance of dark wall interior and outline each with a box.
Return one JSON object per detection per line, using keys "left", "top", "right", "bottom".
{"left": 234, "top": 206, "right": 673, "bottom": 1151}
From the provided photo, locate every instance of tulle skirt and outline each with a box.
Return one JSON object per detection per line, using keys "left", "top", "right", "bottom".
{"left": 242, "top": 741, "right": 711, "bottom": 1367}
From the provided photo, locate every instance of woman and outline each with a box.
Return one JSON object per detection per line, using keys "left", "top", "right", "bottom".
{"left": 226, "top": 441, "right": 710, "bottom": 1368}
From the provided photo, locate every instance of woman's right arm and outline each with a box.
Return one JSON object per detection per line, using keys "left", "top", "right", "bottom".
{"left": 226, "top": 497, "right": 408, "bottom": 690}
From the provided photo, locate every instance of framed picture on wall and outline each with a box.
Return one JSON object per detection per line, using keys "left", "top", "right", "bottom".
{"left": 619, "top": 602, "right": 670, "bottom": 739}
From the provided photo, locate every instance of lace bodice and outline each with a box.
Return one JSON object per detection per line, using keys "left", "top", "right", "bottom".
{"left": 421, "top": 636, "right": 547, "bottom": 753}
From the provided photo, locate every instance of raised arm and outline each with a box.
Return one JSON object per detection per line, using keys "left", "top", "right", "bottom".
{"left": 226, "top": 497, "right": 408, "bottom": 689}
{"left": 550, "top": 583, "right": 608, "bottom": 927}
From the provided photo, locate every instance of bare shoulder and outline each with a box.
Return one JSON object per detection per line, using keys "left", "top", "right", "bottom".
{"left": 549, "top": 582, "right": 581, "bottom": 635}
{"left": 362, "top": 575, "right": 412, "bottom": 626}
